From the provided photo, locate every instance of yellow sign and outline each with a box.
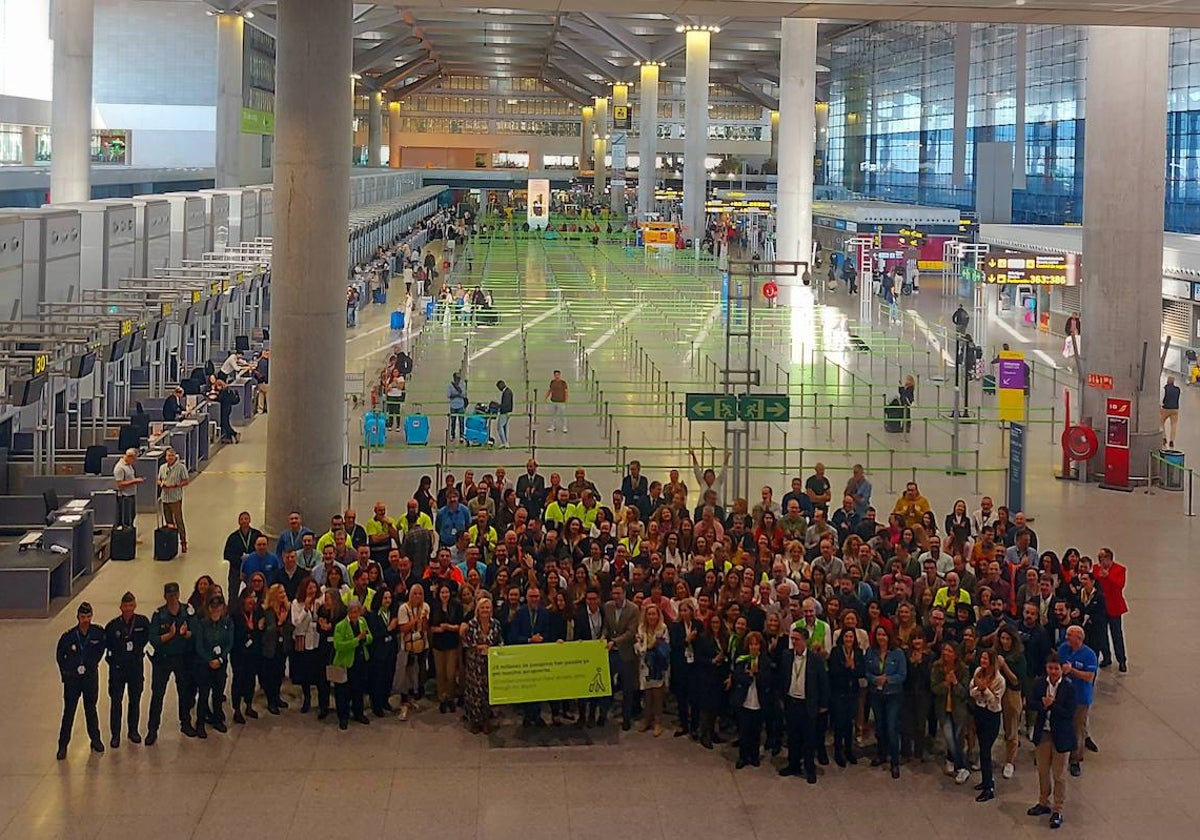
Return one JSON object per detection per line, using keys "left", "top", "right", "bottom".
{"left": 32, "top": 354, "right": 49, "bottom": 376}
{"left": 997, "top": 350, "right": 1027, "bottom": 423}
{"left": 210, "top": 280, "right": 222, "bottom": 296}
{"left": 119, "top": 319, "right": 133, "bottom": 336}
{"left": 160, "top": 301, "right": 173, "bottom": 318}
{"left": 487, "top": 640, "right": 612, "bottom": 705}
{"left": 191, "top": 290, "right": 202, "bottom": 304}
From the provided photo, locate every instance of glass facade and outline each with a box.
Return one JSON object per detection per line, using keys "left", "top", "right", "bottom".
{"left": 825, "top": 23, "right": 1200, "bottom": 233}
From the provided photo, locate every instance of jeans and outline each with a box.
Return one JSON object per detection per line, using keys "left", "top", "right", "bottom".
{"left": 448, "top": 411, "right": 465, "bottom": 441}
{"left": 495, "top": 412, "right": 510, "bottom": 446}
{"left": 871, "top": 692, "right": 902, "bottom": 767}
{"left": 548, "top": 401, "right": 567, "bottom": 430}
{"left": 941, "top": 714, "right": 967, "bottom": 769}
{"left": 974, "top": 706, "right": 1002, "bottom": 790}
{"left": 117, "top": 494, "right": 137, "bottom": 528}
{"left": 1104, "top": 614, "right": 1127, "bottom": 667}
{"left": 830, "top": 692, "right": 857, "bottom": 759}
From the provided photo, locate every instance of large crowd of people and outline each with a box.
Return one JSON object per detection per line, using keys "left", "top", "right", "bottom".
{"left": 58, "top": 456, "right": 1128, "bottom": 830}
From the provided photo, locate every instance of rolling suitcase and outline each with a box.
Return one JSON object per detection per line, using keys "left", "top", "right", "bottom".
{"left": 884, "top": 399, "right": 905, "bottom": 434}
{"left": 363, "top": 411, "right": 387, "bottom": 448}
{"left": 390, "top": 310, "right": 406, "bottom": 330}
{"left": 463, "top": 413, "right": 491, "bottom": 446}
{"left": 154, "top": 524, "right": 179, "bottom": 561}
{"left": 404, "top": 414, "right": 430, "bottom": 446}
{"left": 111, "top": 525, "right": 137, "bottom": 561}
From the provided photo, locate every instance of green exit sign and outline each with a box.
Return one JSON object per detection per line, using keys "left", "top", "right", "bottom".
{"left": 961, "top": 266, "right": 984, "bottom": 284}
{"left": 685, "top": 393, "right": 737, "bottom": 421}
{"left": 739, "top": 394, "right": 790, "bottom": 422}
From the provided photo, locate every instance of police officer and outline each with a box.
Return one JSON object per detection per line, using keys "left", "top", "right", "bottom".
{"left": 146, "top": 582, "right": 196, "bottom": 744}
{"left": 104, "top": 591, "right": 151, "bottom": 748}
{"left": 193, "top": 592, "right": 234, "bottom": 738}
{"left": 55, "top": 602, "right": 106, "bottom": 759}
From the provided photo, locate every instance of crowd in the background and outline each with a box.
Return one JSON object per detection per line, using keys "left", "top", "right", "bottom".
{"left": 58, "top": 458, "right": 1126, "bottom": 828}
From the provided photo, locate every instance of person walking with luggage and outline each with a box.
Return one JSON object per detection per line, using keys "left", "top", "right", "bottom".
{"left": 495, "top": 379, "right": 514, "bottom": 448}
{"left": 104, "top": 591, "right": 151, "bottom": 748}
{"left": 56, "top": 602, "right": 106, "bottom": 759}
{"left": 1161, "top": 375, "right": 1181, "bottom": 448}
{"left": 157, "top": 447, "right": 189, "bottom": 554}
{"left": 952, "top": 305, "right": 970, "bottom": 335}
{"left": 113, "top": 448, "right": 143, "bottom": 529}
{"left": 546, "top": 370, "right": 569, "bottom": 434}
{"left": 146, "top": 582, "right": 195, "bottom": 744}
{"left": 447, "top": 372, "right": 468, "bottom": 443}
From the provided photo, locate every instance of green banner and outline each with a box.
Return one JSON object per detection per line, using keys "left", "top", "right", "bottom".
{"left": 488, "top": 640, "right": 612, "bottom": 705}
{"left": 241, "top": 107, "right": 275, "bottom": 136}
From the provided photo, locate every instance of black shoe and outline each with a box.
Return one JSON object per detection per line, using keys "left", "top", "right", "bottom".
{"left": 806, "top": 772, "right": 817, "bottom": 785}
{"left": 244, "top": 708, "right": 259, "bottom": 720}
{"left": 91, "top": 740, "right": 105, "bottom": 754}
{"left": 769, "top": 745, "right": 781, "bottom": 757}
{"left": 847, "top": 754, "right": 859, "bottom": 765}
{"left": 621, "top": 720, "right": 631, "bottom": 731}
{"left": 835, "top": 754, "right": 847, "bottom": 768}
{"left": 597, "top": 713, "right": 607, "bottom": 727}
{"left": 181, "top": 723, "right": 198, "bottom": 738}
{"left": 1085, "top": 737, "right": 1098, "bottom": 753}
{"left": 233, "top": 711, "right": 246, "bottom": 725}
{"left": 301, "top": 699, "right": 312, "bottom": 714}
{"left": 750, "top": 758, "right": 760, "bottom": 767}
{"left": 318, "top": 709, "right": 329, "bottom": 720}
{"left": 354, "top": 715, "right": 370, "bottom": 725}
{"left": 277, "top": 699, "right": 289, "bottom": 709}
{"left": 701, "top": 737, "right": 713, "bottom": 750}
{"left": 56, "top": 746, "right": 67, "bottom": 760}
{"left": 144, "top": 731, "right": 157, "bottom": 747}
{"left": 1099, "top": 660, "right": 1112, "bottom": 669}
{"left": 890, "top": 765, "right": 900, "bottom": 779}
{"left": 711, "top": 733, "right": 726, "bottom": 744}
{"left": 1069, "top": 762, "right": 1081, "bottom": 777}
{"left": 128, "top": 732, "right": 141, "bottom": 745}
{"left": 339, "top": 719, "right": 349, "bottom": 731}
{"left": 1050, "top": 812, "right": 1064, "bottom": 829}
{"left": 976, "top": 789, "right": 995, "bottom": 803}
{"left": 211, "top": 720, "right": 228, "bottom": 734}
{"left": 195, "top": 726, "right": 207, "bottom": 740}
{"left": 1027, "top": 804, "right": 1053, "bottom": 817}
{"left": 673, "top": 728, "right": 688, "bottom": 737}
{"left": 735, "top": 759, "right": 747, "bottom": 770}
{"left": 1119, "top": 663, "right": 1128, "bottom": 673}
{"left": 109, "top": 736, "right": 119, "bottom": 749}
{"left": 267, "top": 705, "right": 280, "bottom": 716}
{"left": 870, "top": 757, "right": 885, "bottom": 767}
{"left": 778, "top": 766, "right": 799, "bottom": 777}
{"left": 974, "top": 782, "right": 986, "bottom": 791}
{"left": 817, "top": 752, "right": 830, "bottom": 766}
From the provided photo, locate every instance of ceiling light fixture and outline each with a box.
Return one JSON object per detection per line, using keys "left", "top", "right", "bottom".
{"left": 243, "top": 10, "right": 254, "bottom": 19}
{"left": 675, "top": 24, "right": 720, "bottom": 34}
{"left": 634, "top": 60, "right": 665, "bottom": 68}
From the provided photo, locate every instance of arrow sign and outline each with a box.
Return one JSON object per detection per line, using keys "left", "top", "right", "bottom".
{"left": 686, "top": 393, "right": 737, "bottom": 422}
{"left": 738, "top": 394, "right": 790, "bottom": 422}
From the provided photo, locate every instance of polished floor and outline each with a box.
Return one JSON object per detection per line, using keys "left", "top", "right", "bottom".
{"left": 1, "top": 236, "right": 1197, "bottom": 839}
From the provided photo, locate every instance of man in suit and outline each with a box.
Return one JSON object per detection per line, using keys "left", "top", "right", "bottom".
{"left": 574, "top": 588, "right": 608, "bottom": 727}
{"left": 1027, "top": 653, "right": 1077, "bottom": 830}
{"left": 777, "top": 625, "right": 831, "bottom": 783}
{"left": 603, "top": 582, "right": 640, "bottom": 730}
{"left": 506, "top": 585, "right": 552, "bottom": 727}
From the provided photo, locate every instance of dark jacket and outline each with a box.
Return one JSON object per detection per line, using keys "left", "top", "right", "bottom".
{"left": 232, "top": 609, "right": 264, "bottom": 659}
{"left": 778, "top": 647, "right": 831, "bottom": 711}
{"left": 732, "top": 653, "right": 777, "bottom": 709}
{"left": 56, "top": 625, "right": 106, "bottom": 681}
{"left": 827, "top": 645, "right": 865, "bottom": 697}
{"left": 104, "top": 614, "right": 152, "bottom": 672}
{"left": 506, "top": 605, "right": 552, "bottom": 645}
{"left": 1031, "top": 675, "right": 1078, "bottom": 754}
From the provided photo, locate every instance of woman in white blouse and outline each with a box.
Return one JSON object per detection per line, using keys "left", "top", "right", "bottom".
{"left": 968, "top": 649, "right": 1006, "bottom": 803}
{"left": 290, "top": 578, "right": 323, "bottom": 713}
{"left": 634, "top": 603, "right": 671, "bottom": 737}
{"left": 395, "top": 584, "right": 430, "bottom": 721}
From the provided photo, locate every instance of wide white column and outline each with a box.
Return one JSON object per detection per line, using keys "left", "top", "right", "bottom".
{"left": 388, "top": 101, "right": 401, "bottom": 167}
{"left": 637, "top": 63, "right": 660, "bottom": 218}
{"left": 592, "top": 96, "right": 608, "bottom": 204}
{"left": 682, "top": 27, "right": 712, "bottom": 240}
{"left": 215, "top": 12, "right": 244, "bottom": 188}
{"left": 580, "top": 105, "right": 594, "bottom": 174}
{"left": 1081, "top": 26, "right": 1168, "bottom": 446}
{"left": 776, "top": 18, "right": 817, "bottom": 277}
{"left": 610, "top": 83, "right": 628, "bottom": 214}
{"left": 265, "top": 0, "right": 353, "bottom": 531}
{"left": 49, "top": 0, "right": 95, "bottom": 203}
{"left": 367, "top": 91, "right": 383, "bottom": 167}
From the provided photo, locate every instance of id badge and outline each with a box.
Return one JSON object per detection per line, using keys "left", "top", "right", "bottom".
{"left": 77, "top": 665, "right": 86, "bottom": 675}
{"left": 126, "top": 641, "right": 134, "bottom": 653}
{"left": 213, "top": 645, "right": 222, "bottom": 655}
{"left": 245, "top": 638, "right": 253, "bottom": 648}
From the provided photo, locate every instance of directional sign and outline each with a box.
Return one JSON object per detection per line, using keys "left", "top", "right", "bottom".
{"left": 686, "top": 393, "right": 738, "bottom": 421}
{"left": 739, "top": 394, "right": 790, "bottom": 422}
{"left": 960, "top": 266, "right": 984, "bottom": 285}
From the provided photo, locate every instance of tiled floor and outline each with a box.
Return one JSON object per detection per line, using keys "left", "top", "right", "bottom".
{"left": 2, "top": 236, "right": 1195, "bottom": 839}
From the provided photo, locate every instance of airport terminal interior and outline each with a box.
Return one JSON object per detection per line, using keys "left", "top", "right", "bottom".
{"left": 2, "top": 1, "right": 1200, "bottom": 838}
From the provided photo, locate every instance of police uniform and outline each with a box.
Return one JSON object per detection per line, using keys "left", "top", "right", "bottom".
{"left": 146, "top": 583, "right": 197, "bottom": 743}
{"left": 192, "top": 599, "right": 234, "bottom": 737}
{"left": 104, "top": 592, "right": 151, "bottom": 747}
{"left": 55, "top": 603, "right": 106, "bottom": 758}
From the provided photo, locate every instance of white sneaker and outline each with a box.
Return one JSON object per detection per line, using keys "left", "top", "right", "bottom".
{"left": 547, "top": 426, "right": 555, "bottom": 433}
{"left": 1002, "top": 763, "right": 1015, "bottom": 779}
{"left": 944, "top": 760, "right": 955, "bottom": 776}
{"left": 398, "top": 706, "right": 409, "bottom": 721}
{"left": 954, "top": 768, "right": 971, "bottom": 785}
{"left": 562, "top": 427, "right": 568, "bottom": 433}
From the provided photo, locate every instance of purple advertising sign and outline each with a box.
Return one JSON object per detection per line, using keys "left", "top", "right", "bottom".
{"left": 997, "top": 358, "right": 1026, "bottom": 390}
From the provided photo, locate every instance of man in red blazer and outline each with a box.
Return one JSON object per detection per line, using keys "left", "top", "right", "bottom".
{"left": 1094, "top": 547, "right": 1128, "bottom": 672}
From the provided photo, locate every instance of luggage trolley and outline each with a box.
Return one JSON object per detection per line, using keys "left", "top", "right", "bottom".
{"left": 463, "top": 402, "right": 497, "bottom": 447}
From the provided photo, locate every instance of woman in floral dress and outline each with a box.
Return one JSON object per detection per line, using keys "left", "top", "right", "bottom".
{"left": 463, "top": 596, "right": 503, "bottom": 733}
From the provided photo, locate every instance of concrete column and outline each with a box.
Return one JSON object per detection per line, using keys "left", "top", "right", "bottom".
{"left": 388, "top": 101, "right": 401, "bottom": 167}
{"left": 952, "top": 23, "right": 971, "bottom": 187}
{"left": 367, "top": 91, "right": 383, "bottom": 167}
{"left": 637, "top": 63, "right": 660, "bottom": 218}
{"left": 1013, "top": 25, "right": 1028, "bottom": 190}
{"left": 776, "top": 18, "right": 816, "bottom": 278}
{"left": 580, "top": 105, "right": 594, "bottom": 174}
{"left": 768, "top": 110, "right": 780, "bottom": 165}
{"left": 265, "top": 0, "right": 353, "bottom": 532}
{"left": 592, "top": 96, "right": 608, "bottom": 203}
{"left": 49, "top": 0, "right": 94, "bottom": 203}
{"left": 610, "top": 83, "right": 628, "bottom": 214}
{"left": 215, "top": 13, "right": 244, "bottom": 188}
{"left": 682, "top": 27, "right": 711, "bottom": 240}
{"left": 20, "top": 126, "right": 37, "bottom": 166}
{"left": 1081, "top": 26, "right": 1168, "bottom": 447}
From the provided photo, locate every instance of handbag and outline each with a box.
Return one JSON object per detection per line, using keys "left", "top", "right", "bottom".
{"left": 326, "top": 664, "right": 348, "bottom": 684}
{"left": 404, "top": 631, "right": 427, "bottom": 654}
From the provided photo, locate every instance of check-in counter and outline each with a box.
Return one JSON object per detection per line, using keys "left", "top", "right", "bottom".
{"left": 46, "top": 505, "right": 95, "bottom": 580}
{"left": 0, "top": 545, "right": 72, "bottom": 618}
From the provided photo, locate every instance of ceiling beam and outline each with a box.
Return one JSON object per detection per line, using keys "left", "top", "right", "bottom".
{"left": 390, "top": 73, "right": 444, "bottom": 102}
{"left": 571, "top": 13, "right": 652, "bottom": 64}
{"left": 733, "top": 77, "right": 778, "bottom": 111}
{"left": 540, "top": 75, "right": 592, "bottom": 107}
{"left": 537, "top": 13, "right": 563, "bottom": 79}
{"left": 374, "top": 55, "right": 434, "bottom": 91}
{"left": 546, "top": 61, "right": 606, "bottom": 99}
{"left": 352, "top": 10, "right": 403, "bottom": 37}
{"left": 556, "top": 38, "right": 621, "bottom": 84}
{"left": 354, "top": 33, "right": 423, "bottom": 74}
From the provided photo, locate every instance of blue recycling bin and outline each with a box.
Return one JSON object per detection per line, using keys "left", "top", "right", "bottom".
{"left": 1161, "top": 449, "right": 1186, "bottom": 491}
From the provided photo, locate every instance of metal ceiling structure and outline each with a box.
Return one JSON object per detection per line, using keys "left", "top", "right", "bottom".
{"left": 214, "top": 1, "right": 1200, "bottom": 110}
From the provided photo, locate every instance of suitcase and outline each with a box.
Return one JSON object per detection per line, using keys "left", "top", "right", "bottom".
{"left": 477, "top": 308, "right": 499, "bottom": 326}
{"left": 362, "top": 411, "right": 387, "bottom": 447}
{"left": 404, "top": 414, "right": 430, "bottom": 446}
{"left": 390, "top": 310, "right": 406, "bottom": 331}
{"left": 111, "top": 525, "right": 137, "bottom": 561}
{"left": 425, "top": 300, "right": 436, "bottom": 320}
{"left": 884, "top": 399, "right": 906, "bottom": 434}
{"left": 154, "top": 525, "right": 179, "bottom": 561}
{"left": 463, "top": 414, "right": 491, "bottom": 446}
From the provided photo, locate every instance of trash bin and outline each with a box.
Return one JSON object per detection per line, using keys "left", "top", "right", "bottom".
{"left": 1161, "top": 449, "right": 1186, "bottom": 491}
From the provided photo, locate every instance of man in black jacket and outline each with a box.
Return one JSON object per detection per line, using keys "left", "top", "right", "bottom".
{"left": 573, "top": 589, "right": 608, "bottom": 727}
{"left": 777, "top": 625, "right": 831, "bottom": 783}
{"left": 1027, "top": 654, "right": 1077, "bottom": 830}
{"left": 56, "top": 602, "right": 107, "bottom": 759}
{"left": 516, "top": 459, "right": 545, "bottom": 520}
{"left": 223, "top": 511, "right": 263, "bottom": 598}
{"left": 104, "top": 591, "right": 151, "bottom": 748}
{"left": 495, "top": 380, "right": 514, "bottom": 448}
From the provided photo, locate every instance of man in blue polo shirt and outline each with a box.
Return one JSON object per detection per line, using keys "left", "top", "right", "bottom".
{"left": 240, "top": 536, "right": 280, "bottom": 590}
{"left": 1057, "top": 625, "right": 1098, "bottom": 778}
{"left": 436, "top": 491, "right": 470, "bottom": 549}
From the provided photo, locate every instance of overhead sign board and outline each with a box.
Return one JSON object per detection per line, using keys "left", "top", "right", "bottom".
{"left": 1087, "top": 373, "right": 1114, "bottom": 390}
{"left": 612, "top": 104, "right": 631, "bottom": 130}
{"left": 739, "top": 394, "right": 790, "bottom": 422}
{"left": 984, "top": 251, "right": 1080, "bottom": 286}
{"left": 686, "top": 393, "right": 737, "bottom": 421}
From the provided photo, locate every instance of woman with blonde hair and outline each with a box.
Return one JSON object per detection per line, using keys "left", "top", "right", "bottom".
{"left": 462, "top": 594, "right": 502, "bottom": 733}
{"left": 968, "top": 649, "right": 1006, "bottom": 802}
{"left": 634, "top": 603, "right": 671, "bottom": 736}
{"left": 260, "top": 583, "right": 293, "bottom": 715}
{"left": 395, "top": 583, "right": 429, "bottom": 721}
